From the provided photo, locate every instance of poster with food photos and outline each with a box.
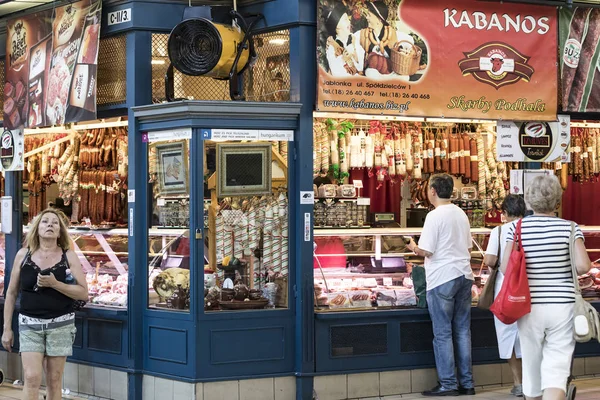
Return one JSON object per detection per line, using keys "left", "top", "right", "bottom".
{"left": 4, "top": 0, "right": 102, "bottom": 130}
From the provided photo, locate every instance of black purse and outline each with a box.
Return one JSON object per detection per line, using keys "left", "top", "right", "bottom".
{"left": 65, "top": 253, "right": 87, "bottom": 311}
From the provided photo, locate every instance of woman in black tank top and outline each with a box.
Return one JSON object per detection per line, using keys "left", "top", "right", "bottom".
{"left": 1, "top": 209, "right": 88, "bottom": 400}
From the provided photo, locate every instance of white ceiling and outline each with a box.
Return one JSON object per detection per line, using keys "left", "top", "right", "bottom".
{"left": 0, "top": 0, "right": 56, "bottom": 18}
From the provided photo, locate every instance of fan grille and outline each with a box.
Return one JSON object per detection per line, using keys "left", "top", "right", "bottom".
{"left": 168, "top": 19, "right": 223, "bottom": 77}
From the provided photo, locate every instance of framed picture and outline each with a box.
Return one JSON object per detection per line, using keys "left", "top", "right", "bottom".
{"left": 216, "top": 143, "right": 272, "bottom": 197}
{"left": 156, "top": 141, "right": 189, "bottom": 195}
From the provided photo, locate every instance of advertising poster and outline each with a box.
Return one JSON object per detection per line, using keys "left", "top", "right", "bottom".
{"left": 559, "top": 7, "right": 600, "bottom": 112}
{"left": 317, "top": 0, "right": 558, "bottom": 120}
{"left": 4, "top": 0, "right": 102, "bottom": 130}
{"left": 496, "top": 115, "right": 570, "bottom": 162}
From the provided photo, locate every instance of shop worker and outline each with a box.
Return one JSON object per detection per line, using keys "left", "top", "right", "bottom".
{"left": 407, "top": 173, "right": 475, "bottom": 397}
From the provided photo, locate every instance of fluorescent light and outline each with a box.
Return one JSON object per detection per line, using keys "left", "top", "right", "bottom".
{"left": 269, "top": 38, "right": 288, "bottom": 45}
{"left": 425, "top": 117, "right": 495, "bottom": 124}
{"left": 151, "top": 59, "right": 166, "bottom": 65}
{"left": 313, "top": 111, "right": 424, "bottom": 122}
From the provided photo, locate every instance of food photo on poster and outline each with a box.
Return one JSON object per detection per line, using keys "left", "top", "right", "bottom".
{"left": 3, "top": 0, "right": 102, "bottom": 130}
{"left": 560, "top": 7, "right": 600, "bottom": 112}
{"left": 316, "top": 0, "right": 558, "bottom": 120}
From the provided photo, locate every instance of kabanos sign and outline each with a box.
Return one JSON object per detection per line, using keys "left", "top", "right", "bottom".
{"left": 316, "top": 0, "right": 557, "bottom": 120}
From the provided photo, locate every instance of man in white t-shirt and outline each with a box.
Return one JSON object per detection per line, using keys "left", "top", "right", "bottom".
{"left": 407, "top": 174, "right": 474, "bottom": 397}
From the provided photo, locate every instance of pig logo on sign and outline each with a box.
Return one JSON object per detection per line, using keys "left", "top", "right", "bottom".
{"left": 458, "top": 42, "right": 534, "bottom": 90}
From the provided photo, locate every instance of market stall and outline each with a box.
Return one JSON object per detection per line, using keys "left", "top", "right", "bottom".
{"left": 309, "top": 0, "right": 600, "bottom": 382}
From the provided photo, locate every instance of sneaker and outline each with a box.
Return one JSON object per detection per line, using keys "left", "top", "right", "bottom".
{"left": 511, "top": 384, "right": 523, "bottom": 397}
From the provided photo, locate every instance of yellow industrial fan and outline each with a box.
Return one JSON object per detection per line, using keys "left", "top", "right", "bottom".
{"left": 166, "top": 5, "right": 263, "bottom": 101}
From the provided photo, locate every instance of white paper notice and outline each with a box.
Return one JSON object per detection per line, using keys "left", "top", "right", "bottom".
{"left": 1, "top": 196, "right": 11, "bottom": 234}
{"left": 300, "top": 191, "right": 314, "bottom": 204}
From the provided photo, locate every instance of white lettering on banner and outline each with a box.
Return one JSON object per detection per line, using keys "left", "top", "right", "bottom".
{"left": 146, "top": 128, "right": 192, "bottom": 143}
{"left": 258, "top": 130, "right": 294, "bottom": 141}
{"left": 443, "top": 9, "right": 550, "bottom": 35}
{"left": 108, "top": 9, "right": 132, "bottom": 26}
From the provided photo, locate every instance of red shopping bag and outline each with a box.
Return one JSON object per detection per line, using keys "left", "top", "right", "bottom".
{"left": 490, "top": 219, "right": 531, "bottom": 324}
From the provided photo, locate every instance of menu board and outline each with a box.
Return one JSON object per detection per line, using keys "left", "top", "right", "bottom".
{"left": 496, "top": 115, "right": 570, "bottom": 162}
{"left": 4, "top": 0, "right": 102, "bottom": 129}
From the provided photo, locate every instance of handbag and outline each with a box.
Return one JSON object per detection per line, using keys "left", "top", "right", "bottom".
{"left": 477, "top": 226, "right": 502, "bottom": 310}
{"left": 490, "top": 219, "right": 531, "bottom": 324}
{"left": 569, "top": 222, "right": 600, "bottom": 343}
{"left": 411, "top": 264, "right": 427, "bottom": 309}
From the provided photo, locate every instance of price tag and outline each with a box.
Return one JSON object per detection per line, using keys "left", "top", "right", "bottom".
{"left": 357, "top": 197, "right": 370, "bottom": 206}
{"left": 383, "top": 277, "right": 393, "bottom": 286}
{"left": 157, "top": 198, "right": 166, "bottom": 207}
{"left": 353, "top": 180, "right": 363, "bottom": 188}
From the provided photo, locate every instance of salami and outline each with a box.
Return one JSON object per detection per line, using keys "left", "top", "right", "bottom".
{"left": 568, "top": 9, "right": 600, "bottom": 111}
{"left": 434, "top": 138, "right": 441, "bottom": 172}
{"left": 463, "top": 134, "right": 471, "bottom": 180}
{"left": 562, "top": 8, "right": 592, "bottom": 109}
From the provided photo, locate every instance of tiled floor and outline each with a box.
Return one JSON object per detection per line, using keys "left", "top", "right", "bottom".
{"left": 0, "top": 378, "right": 597, "bottom": 400}
{"left": 378, "top": 377, "right": 600, "bottom": 399}
{"left": 0, "top": 384, "right": 86, "bottom": 400}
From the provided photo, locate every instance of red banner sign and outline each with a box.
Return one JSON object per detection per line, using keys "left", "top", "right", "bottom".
{"left": 317, "top": 0, "right": 558, "bottom": 120}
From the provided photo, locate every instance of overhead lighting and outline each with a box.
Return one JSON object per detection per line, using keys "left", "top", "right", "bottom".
{"left": 269, "top": 38, "right": 288, "bottom": 45}
{"left": 425, "top": 117, "right": 495, "bottom": 124}
{"left": 151, "top": 59, "right": 166, "bottom": 65}
{"left": 313, "top": 111, "right": 424, "bottom": 122}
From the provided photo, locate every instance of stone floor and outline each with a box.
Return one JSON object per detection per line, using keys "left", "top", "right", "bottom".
{"left": 359, "top": 377, "right": 600, "bottom": 399}
{"left": 0, "top": 378, "right": 597, "bottom": 399}
{"left": 0, "top": 384, "right": 86, "bottom": 400}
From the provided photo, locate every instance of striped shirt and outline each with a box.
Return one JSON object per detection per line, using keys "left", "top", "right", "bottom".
{"left": 507, "top": 216, "right": 583, "bottom": 305}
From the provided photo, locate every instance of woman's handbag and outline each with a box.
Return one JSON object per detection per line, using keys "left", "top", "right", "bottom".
{"left": 569, "top": 222, "right": 600, "bottom": 343}
{"left": 477, "top": 227, "right": 502, "bottom": 310}
{"left": 490, "top": 219, "right": 531, "bottom": 324}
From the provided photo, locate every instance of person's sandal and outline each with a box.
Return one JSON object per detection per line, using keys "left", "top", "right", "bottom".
{"left": 511, "top": 384, "right": 524, "bottom": 397}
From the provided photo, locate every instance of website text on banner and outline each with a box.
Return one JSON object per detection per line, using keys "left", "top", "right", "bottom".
{"left": 317, "top": 0, "right": 558, "bottom": 120}
{"left": 4, "top": 0, "right": 102, "bottom": 130}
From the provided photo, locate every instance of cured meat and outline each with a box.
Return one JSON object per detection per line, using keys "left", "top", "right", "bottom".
{"left": 579, "top": 276, "right": 594, "bottom": 289}
{"left": 568, "top": 9, "right": 600, "bottom": 111}
{"left": 562, "top": 8, "right": 592, "bottom": 109}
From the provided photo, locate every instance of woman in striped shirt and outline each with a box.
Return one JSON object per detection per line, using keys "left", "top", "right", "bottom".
{"left": 500, "top": 175, "right": 591, "bottom": 400}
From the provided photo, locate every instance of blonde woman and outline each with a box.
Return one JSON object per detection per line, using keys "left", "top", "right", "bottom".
{"left": 2, "top": 209, "right": 88, "bottom": 400}
{"left": 500, "top": 176, "right": 591, "bottom": 400}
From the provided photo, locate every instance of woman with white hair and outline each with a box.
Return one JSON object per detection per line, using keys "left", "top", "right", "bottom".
{"left": 500, "top": 175, "right": 591, "bottom": 400}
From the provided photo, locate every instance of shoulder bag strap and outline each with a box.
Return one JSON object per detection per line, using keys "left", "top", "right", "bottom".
{"left": 569, "top": 221, "right": 582, "bottom": 295}
{"left": 494, "top": 226, "right": 502, "bottom": 269}
{"left": 513, "top": 219, "right": 523, "bottom": 252}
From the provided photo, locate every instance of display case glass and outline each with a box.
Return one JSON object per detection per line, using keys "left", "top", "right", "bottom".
{"left": 314, "top": 227, "right": 600, "bottom": 312}
{"left": 147, "top": 138, "right": 191, "bottom": 312}
{"left": 203, "top": 139, "right": 290, "bottom": 312}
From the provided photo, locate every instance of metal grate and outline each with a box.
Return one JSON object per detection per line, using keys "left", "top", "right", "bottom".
{"left": 245, "top": 30, "right": 290, "bottom": 102}
{"left": 400, "top": 322, "right": 434, "bottom": 353}
{"left": 97, "top": 35, "right": 127, "bottom": 106}
{"left": 330, "top": 324, "right": 388, "bottom": 357}
{"left": 0, "top": 59, "right": 4, "bottom": 121}
{"left": 151, "top": 29, "right": 290, "bottom": 103}
{"left": 471, "top": 319, "right": 498, "bottom": 349}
